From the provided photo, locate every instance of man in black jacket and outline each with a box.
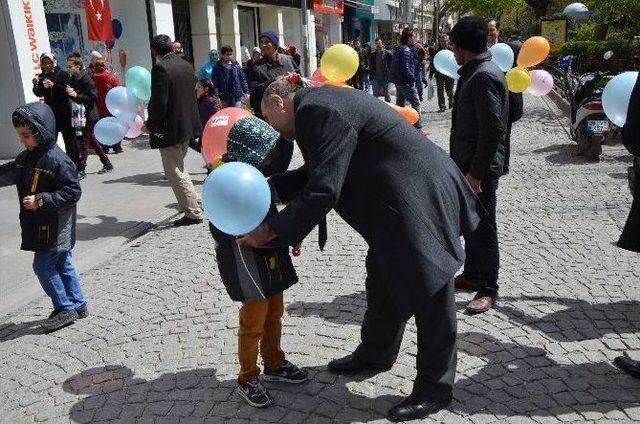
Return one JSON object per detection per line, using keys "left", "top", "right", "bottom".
{"left": 429, "top": 34, "right": 455, "bottom": 112}
{"left": 370, "top": 37, "right": 393, "bottom": 102}
{"left": 144, "top": 35, "right": 203, "bottom": 226}
{"left": 449, "top": 17, "right": 509, "bottom": 314}
{"left": 614, "top": 74, "right": 640, "bottom": 377}
{"left": 32, "top": 53, "right": 77, "bottom": 166}
{"left": 238, "top": 77, "right": 479, "bottom": 421}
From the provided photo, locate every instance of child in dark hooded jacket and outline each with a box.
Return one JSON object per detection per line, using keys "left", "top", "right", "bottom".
{"left": 0, "top": 102, "right": 87, "bottom": 332}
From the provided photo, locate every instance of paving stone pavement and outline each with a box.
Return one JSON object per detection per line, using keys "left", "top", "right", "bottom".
{"left": 1, "top": 94, "right": 639, "bottom": 424}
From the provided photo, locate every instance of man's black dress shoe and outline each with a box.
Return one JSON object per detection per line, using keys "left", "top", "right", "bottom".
{"left": 387, "top": 395, "right": 452, "bottom": 422}
{"left": 327, "top": 353, "right": 393, "bottom": 375}
{"left": 615, "top": 355, "right": 640, "bottom": 379}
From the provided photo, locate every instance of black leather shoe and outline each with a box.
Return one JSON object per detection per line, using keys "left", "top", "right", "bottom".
{"left": 173, "top": 216, "right": 203, "bottom": 227}
{"left": 327, "top": 353, "right": 393, "bottom": 375}
{"left": 615, "top": 355, "right": 640, "bottom": 379}
{"left": 387, "top": 395, "right": 452, "bottom": 422}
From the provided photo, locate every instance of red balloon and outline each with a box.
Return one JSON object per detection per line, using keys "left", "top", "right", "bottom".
{"left": 310, "top": 68, "right": 326, "bottom": 86}
{"left": 202, "top": 107, "right": 252, "bottom": 164}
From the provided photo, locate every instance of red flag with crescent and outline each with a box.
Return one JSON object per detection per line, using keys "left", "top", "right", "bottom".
{"left": 84, "top": 0, "right": 114, "bottom": 41}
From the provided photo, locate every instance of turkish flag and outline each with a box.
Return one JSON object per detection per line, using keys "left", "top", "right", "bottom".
{"left": 84, "top": 0, "right": 114, "bottom": 41}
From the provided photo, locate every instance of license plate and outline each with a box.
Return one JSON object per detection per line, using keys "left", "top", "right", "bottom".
{"left": 587, "top": 120, "right": 609, "bottom": 134}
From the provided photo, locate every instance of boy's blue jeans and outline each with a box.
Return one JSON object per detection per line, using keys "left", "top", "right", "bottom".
{"left": 33, "top": 251, "right": 85, "bottom": 311}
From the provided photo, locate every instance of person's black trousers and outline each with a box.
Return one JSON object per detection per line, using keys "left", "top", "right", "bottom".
{"left": 618, "top": 157, "right": 640, "bottom": 253}
{"left": 436, "top": 75, "right": 454, "bottom": 110}
{"left": 354, "top": 252, "right": 457, "bottom": 401}
{"left": 463, "top": 179, "right": 500, "bottom": 293}
{"left": 60, "top": 126, "right": 80, "bottom": 168}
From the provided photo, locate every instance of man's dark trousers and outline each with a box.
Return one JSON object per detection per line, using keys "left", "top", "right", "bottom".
{"left": 60, "top": 127, "right": 80, "bottom": 168}
{"left": 436, "top": 75, "right": 454, "bottom": 110}
{"left": 463, "top": 179, "right": 500, "bottom": 294}
{"left": 353, "top": 251, "right": 456, "bottom": 400}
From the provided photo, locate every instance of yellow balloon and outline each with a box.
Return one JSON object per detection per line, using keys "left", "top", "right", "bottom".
{"left": 320, "top": 44, "right": 359, "bottom": 83}
{"left": 506, "top": 68, "right": 532, "bottom": 93}
{"left": 517, "top": 36, "right": 551, "bottom": 68}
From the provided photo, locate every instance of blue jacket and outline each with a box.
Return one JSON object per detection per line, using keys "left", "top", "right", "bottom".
{"left": 212, "top": 60, "right": 248, "bottom": 104}
{"left": 389, "top": 44, "right": 416, "bottom": 85}
{"left": 0, "top": 102, "right": 81, "bottom": 252}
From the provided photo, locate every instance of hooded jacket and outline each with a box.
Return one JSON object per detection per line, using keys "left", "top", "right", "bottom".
{"left": 0, "top": 102, "right": 81, "bottom": 252}
{"left": 389, "top": 44, "right": 416, "bottom": 85}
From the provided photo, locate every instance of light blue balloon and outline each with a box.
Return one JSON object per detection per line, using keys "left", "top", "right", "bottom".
{"left": 490, "top": 43, "right": 514, "bottom": 72}
{"left": 125, "top": 66, "right": 152, "bottom": 101}
{"left": 433, "top": 49, "right": 460, "bottom": 80}
{"left": 203, "top": 162, "right": 271, "bottom": 236}
{"left": 105, "top": 86, "right": 137, "bottom": 120}
{"left": 94, "top": 117, "right": 129, "bottom": 146}
{"left": 199, "top": 62, "right": 213, "bottom": 81}
{"left": 602, "top": 71, "right": 638, "bottom": 127}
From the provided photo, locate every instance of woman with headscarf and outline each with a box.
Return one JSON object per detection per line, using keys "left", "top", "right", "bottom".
{"left": 198, "top": 49, "right": 219, "bottom": 81}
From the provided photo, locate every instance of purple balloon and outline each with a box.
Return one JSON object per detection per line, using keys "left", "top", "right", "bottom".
{"left": 527, "top": 70, "right": 554, "bottom": 96}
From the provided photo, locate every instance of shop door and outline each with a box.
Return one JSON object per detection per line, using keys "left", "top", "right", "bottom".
{"left": 172, "top": 0, "right": 194, "bottom": 64}
{"left": 238, "top": 6, "right": 259, "bottom": 63}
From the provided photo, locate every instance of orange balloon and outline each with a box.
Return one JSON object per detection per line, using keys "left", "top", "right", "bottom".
{"left": 517, "top": 36, "right": 550, "bottom": 68}
{"left": 201, "top": 107, "right": 252, "bottom": 164}
{"left": 386, "top": 102, "right": 419, "bottom": 125}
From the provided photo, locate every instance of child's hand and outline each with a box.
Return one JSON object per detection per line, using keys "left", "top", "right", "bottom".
{"left": 236, "top": 224, "right": 277, "bottom": 248}
{"left": 292, "top": 244, "right": 302, "bottom": 257}
{"left": 22, "top": 195, "right": 38, "bottom": 210}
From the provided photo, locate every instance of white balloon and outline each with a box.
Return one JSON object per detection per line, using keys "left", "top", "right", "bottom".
{"left": 433, "top": 50, "right": 461, "bottom": 80}
{"left": 602, "top": 71, "right": 638, "bottom": 127}
{"left": 564, "top": 2, "right": 589, "bottom": 21}
{"left": 490, "top": 43, "right": 515, "bottom": 72}
{"left": 603, "top": 50, "right": 614, "bottom": 60}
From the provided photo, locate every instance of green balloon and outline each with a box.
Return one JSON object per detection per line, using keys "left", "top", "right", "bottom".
{"left": 125, "top": 66, "right": 152, "bottom": 102}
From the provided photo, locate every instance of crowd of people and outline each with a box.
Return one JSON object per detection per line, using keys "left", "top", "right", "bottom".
{"left": 1, "top": 15, "right": 639, "bottom": 424}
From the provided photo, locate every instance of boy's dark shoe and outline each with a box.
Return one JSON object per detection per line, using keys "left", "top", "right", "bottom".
{"left": 263, "top": 360, "right": 309, "bottom": 383}
{"left": 98, "top": 159, "right": 114, "bottom": 174}
{"left": 113, "top": 147, "right": 124, "bottom": 154}
{"left": 466, "top": 291, "right": 497, "bottom": 314}
{"left": 615, "top": 355, "right": 640, "bottom": 378}
{"left": 237, "top": 378, "right": 273, "bottom": 408}
{"left": 41, "top": 309, "right": 78, "bottom": 331}
{"left": 75, "top": 303, "right": 89, "bottom": 319}
{"left": 387, "top": 394, "right": 452, "bottom": 422}
{"left": 173, "top": 216, "right": 203, "bottom": 226}
{"left": 454, "top": 274, "right": 477, "bottom": 292}
{"left": 328, "top": 353, "right": 393, "bottom": 375}
{"left": 48, "top": 309, "right": 60, "bottom": 319}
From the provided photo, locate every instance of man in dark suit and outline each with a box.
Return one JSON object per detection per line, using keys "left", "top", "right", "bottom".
{"left": 449, "top": 17, "right": 509, "bottom": 314}
{"left": 237, "top": 77, "right": 479, "bottom": 421}
{"left": 143, "top": 35, "right": 203, "bottom": 226}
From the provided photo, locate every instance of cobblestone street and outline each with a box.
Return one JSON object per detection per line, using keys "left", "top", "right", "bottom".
{"left": 1, "top": 95, "right": 639, "bottom": 423}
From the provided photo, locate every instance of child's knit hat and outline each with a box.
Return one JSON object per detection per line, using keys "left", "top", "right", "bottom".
{"left": 225, "top": 116, "right": 280, "bottom": 168}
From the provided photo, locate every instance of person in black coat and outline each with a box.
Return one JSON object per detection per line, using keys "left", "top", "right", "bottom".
{"left": 65, "top": 55, "right": 113, "bottom": 178}
{"left": 449, "top": 17, "right": 509, "bottom": 315}
{"left": 237, "top": 76, "right": 480, "bottom": 421}
{"left": 143, "top": 35, "right": 203, "bottom": 226}
{"left": 613, "top": 70, "right": 640, "bottom": 378}
{"left": 0, "top": 102, "right": 87, "bottom": 332}
{"left": 32, "top": 53, "right": 77, "bottom": 166}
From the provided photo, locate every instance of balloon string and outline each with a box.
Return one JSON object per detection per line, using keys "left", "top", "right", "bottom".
{"left": 236, "top": 243, "right": 266, "bottom": 299}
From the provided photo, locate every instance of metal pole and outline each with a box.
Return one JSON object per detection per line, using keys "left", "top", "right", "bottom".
{"left": 301, "top": 0, "right": 310, "bottom": 76}
{"left": 434, "top": 0, "right": 440, "bottom": 41}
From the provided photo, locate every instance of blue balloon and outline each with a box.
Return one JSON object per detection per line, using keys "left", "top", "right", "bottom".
{"left": 94, "top": 117, "right": 129, "bottom": 146}
{"left": 203, "top": 162, "right": 271, "bottom": 236}
{"left": 433, "top": 49, "right": 460, "bottom": 80}
{"left": 125, "top": 66, "right": 152, "bottom": 101}
{"left": 105, "top": 86, "right": 137, "bottom": 120}
{"left": 111, "top": 19, "right": 123, "bottom": 39}
{"left": 602, "top": 71, "right": 638, "bottom": 127}
{"left": 199, "top": 62, "right": 213, "bottom": 81}
{"left": 490, "top": 43, "right": 514, "bottom": 72}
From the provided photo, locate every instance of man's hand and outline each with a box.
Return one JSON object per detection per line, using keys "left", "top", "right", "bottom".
{"left": 65, "top": 85, "right": 77, "bottom": 98}
{"left": 32, "top": 76, "right": 39, "bottom": 85}
{"left": 236, "top": 224, "right": 277, "bottom": 248}
{"left": 43, "top": 79, "right": 54, "bottom": 89}
{"left": 22, "top": 195, "right": 38, "bottom": 211}
{"left": 140, "top": 125, "right": 150, "bottom": 135}
{"left": 466, "top": 173, "right": 482, "bottom": 194}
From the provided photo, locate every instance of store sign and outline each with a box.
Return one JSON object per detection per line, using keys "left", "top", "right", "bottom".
{"left": 311, "top": 0, "right": 344, "bottom": 14}
{"left": 22, "top": 0, "right": 42, "bottom": 73}
{"left": 541, "top": 19, "right": 567, "bottom": 51}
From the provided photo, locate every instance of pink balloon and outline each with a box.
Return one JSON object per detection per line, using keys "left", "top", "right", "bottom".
{"left": 527, "top": 69, "right": 554, "bottom": 96}
{"left": 125, "top": 115, "right": 144, "bottom": 138}
{"left": 310, "top": 68, "right": 326, "bottom": 86}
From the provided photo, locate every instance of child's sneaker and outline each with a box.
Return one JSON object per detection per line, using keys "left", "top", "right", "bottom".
{"left": 263, "top": 360, "right": 309, "bottom": 383}
{"left": 237, "top": 378, "right": 273, "bottom": 408}
{"left": 75, "top": 302, "right": 89, "bottom": 319}
{"left": 41, "top": 309, "right": 78, "bottom": 331}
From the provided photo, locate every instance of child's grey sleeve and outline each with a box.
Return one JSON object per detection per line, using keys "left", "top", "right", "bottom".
{"left": 0, "top": 161, "right": 17, "bottom": 188}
